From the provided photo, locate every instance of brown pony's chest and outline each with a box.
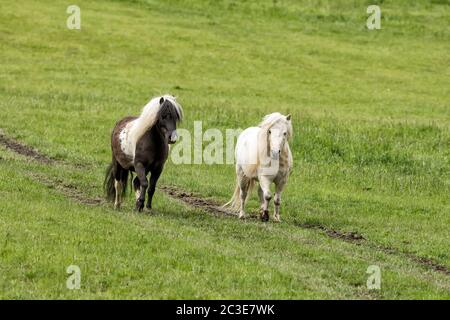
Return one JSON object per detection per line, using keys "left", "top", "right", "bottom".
{"left": 134, "top": 129, "right": 169, "bottom": 170}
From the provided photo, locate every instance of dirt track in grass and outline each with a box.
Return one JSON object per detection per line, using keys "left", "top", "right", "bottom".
{"left": 29, "top": 172, "right": 104, "bottom": 206}
{"left": 0, "top": 132, "right": 55, "bottom": 164}
{"left": 1, "top": 131, "right": 449, "bottom": 276}
{"left": 159, "top": 185, "right": 237, "bottom": 217}
{"left": 294, "top": 221, "right": 450, "bottom": 275}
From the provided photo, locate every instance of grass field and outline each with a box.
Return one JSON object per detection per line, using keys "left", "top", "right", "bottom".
{"left": 0, "top": 0, "right": 449, "bottom": 299}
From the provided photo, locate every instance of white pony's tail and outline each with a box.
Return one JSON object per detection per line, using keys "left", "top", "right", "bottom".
{"left": 222, "top": 183, "right": 240, "bottom": 210}
{"left": 222, "top": 179, "right": 255, "bottom": 211}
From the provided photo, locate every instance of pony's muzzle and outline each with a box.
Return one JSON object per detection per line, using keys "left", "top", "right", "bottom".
{"left": 169, "top": 130, "right": 178, "bottom": 144}
{"left": 271, "top": 150, "right": 280, "bottom": 160}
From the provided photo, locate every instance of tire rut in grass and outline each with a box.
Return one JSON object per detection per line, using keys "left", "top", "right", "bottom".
{"left": 294, "top": 222, "right": 366, "bottom": 243}
{"left": 29, "top": 172, "right": 104, "bottom": 206}
{"left": 294, "top": 221, "right": 450, "bottom": 276}
{"left": 2, "top": 131, "right": 449, "bottom": 276}
{"left": 1, "top": 130, "right": 103, "bottom": 206}
{"left": 159, "top": 185, "right": 237, "bottom": 217}
{"left": 0, "top": 132, "right": 55, "bottom": 164}
{"left": 157, "top": 185, "right": 449, "bottom": 275}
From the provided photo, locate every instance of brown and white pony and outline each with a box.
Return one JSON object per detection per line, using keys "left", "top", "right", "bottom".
{"left": 104, "top": 95, "right": 183, "bottom": 211}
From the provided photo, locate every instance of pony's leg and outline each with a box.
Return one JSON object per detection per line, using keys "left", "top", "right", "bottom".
{"left": 133, "top": 176, "right": 141, "bottom": 201}
{"left": 259, "top": 176, "right": 272, "bottom": 222}
{"left": 273, "top": 177, "right": 287, "bottom": 222}
{"left": 257, "top": 185, "right": 264, "bottom": 215}
{"left": 135, "top": 162, "right": 148, "bottom": 212}
{"left": 273, "top": 188, "right": 282, "bottom": 223}
{"left": 146, "top": 167, "right": 162, "bottom": 210}
{"left": 114, "top": 179, "right": 123, "bottom": 209}
{"left": 238, "top": 175, "right": 249, "bottom": 219}
{"left": 113, "top": 163, "right": 125, "bottom": 210}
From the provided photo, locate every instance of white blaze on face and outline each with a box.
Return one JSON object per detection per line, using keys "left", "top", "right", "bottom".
{"left": 170, "top": 130, "right": 178, "bottom": 143}
{"left": 269, "top": 127, "right": 285, "bottom": 160}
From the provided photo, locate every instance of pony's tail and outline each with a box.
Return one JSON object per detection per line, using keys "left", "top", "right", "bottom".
{"left": 222, "top": 183, "right": 240, "bottom": 210}
{"left": 103, "top": 158, "right": 129, "bottom": 202}
{"left": 104, "top": 162, "right": 116, "bottom": 202}
{"left": 222, "top": 179, "right": 255, "bottom": 211}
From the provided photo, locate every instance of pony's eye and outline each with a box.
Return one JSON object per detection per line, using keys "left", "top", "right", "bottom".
{"left": 268, "top": 130, "right": 271, "bottom": 134}
{"left": 283, "top": 132, "right": 287, "bottom": 136}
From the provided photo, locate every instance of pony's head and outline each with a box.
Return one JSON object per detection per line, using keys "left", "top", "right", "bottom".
{"left": 259, "top": 113, "right": 292, "bottom": 160}
{"left": 156, "top": 95, "right": 183, "bottom": 144}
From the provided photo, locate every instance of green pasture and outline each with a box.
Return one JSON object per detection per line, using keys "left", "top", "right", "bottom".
{"left": 0, "top": 0, "right": 449, "bottom": 299}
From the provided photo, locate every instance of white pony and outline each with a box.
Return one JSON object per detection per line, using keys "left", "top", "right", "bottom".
{"left": 224, "top": 113, "right": 293, "bottom": 222}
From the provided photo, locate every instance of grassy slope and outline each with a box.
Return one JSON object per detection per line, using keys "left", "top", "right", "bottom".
{"left": 0, "top": 0, "right": 449, "bottom": 298}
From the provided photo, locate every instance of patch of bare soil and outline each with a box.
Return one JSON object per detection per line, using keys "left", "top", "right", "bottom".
{"left": 159, "top": 185, "right": 236, "bottom": 217}
{"left": 294, "top": 222, "right": 366, "bottom": 243}
{"left": 294, "top": 221, "right": 449, "bottom": 276}
{"left": 377, "top": 245, "right": 450, "bottom": 276}
{"left": 409, "top": 256, "right": 450, "bottom": 276}
{"left": 0, "top": 132, "right": 55, "bottom": 164}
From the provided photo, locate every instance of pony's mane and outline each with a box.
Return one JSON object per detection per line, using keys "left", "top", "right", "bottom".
{"left": 129, "top": 94, "right": 183, "bottom": 155}
{"left": 258, "top": 112, "right": 293, "bottom": 139}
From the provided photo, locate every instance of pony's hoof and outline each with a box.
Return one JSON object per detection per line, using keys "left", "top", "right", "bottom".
{"left": 273, "top": 216, "right": 281, "bottom": 223}
{"left": 135, "top": 199, "right": 145, "bottom": 212}
{"left": 261, "top": 210, "right": 269, "bottom": 222}
{"left": 145, "top": 206, "right": 153, "bottom": 214}
{"left": 238, "top": 213, "right": 246, "bottom": 220}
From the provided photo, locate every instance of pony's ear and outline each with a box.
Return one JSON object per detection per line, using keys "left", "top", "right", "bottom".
{"left": 286, "top": 114, "right": 291, "bottom": 121}
{"left": 159, "top": 97, "right": 165, "bottom": 104}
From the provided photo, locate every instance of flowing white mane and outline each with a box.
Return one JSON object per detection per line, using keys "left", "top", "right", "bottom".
{"left": 128, "top": 94, "right": 183, "bottom": 156}
{"left": 259, "top": 112, "right": 293, "bottom": 139}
